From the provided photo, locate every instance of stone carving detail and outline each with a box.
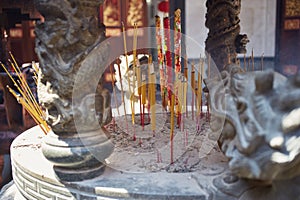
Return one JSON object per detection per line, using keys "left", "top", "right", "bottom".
{"left": 34, "top": 0, "right": 114, "bottom": 181}
{"left": 34, "top": 0, "right": 110, "bottom": 133}
{"left": 205, "top": 0, "right": 249, "bottom": 70}
{"left": 206, "top": 64, "right": 300, "bottom": 181}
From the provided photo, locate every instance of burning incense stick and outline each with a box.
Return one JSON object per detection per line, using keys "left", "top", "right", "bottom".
{"left": 141, "top": 74, "right": 146, "bottom": 130}
{"left": 174, "top": 9, "right": 182, "bottom": 128}
{"left": 200, "top": 58, "right": 204, "bottom": 117}
{"left": 121, "top": 22, "right": 131, "bottom": 134}
{"left": 1, "top": 59, "right": 50, "bottom": 134}
{"left": 177, "top": 76, "right": 184, "bottom": 130}
{"left": 184, "top": 55, "right": 188, "bottom": 118}
{"left": 116, "top": 59, "right": 126, "bottom": 114}
{"left": 174, "top": 9, "right": 182, "bottom": 74}
{"left": 155, "top": 16, "right": 166, "bottom": 111}
{"left": 8, "top": 59, "right": 42, "bottom": 118}
{"left": 191, "top": 63, "right": 195, "bottom": 120}
{"left": 181, "top": 76, "right": 187, "bottom": 131}
{"left": 110, "top": 64, "right": 119, "bottom": 115}
{"left": 206, "top": 55, "right": 211, "bottom": 121}
{"left": 164, "top": 16, "right": 173, "bottom": 104}
{"left": 149, "top": 55, "right": 156, "bottom": 135}
{"left": 7, "top": 86, "right": 48, "bottom": 134}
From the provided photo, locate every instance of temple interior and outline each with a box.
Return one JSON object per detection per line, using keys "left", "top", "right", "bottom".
{"left": 0, "top": 0, "right": 299, "bottom": 199}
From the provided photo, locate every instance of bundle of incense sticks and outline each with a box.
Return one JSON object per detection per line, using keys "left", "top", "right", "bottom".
{"left": 174, "top": 9, "right": 182, "bottom": 127}
{"left": 163, "top": 16, "right": 173, "bottom": 104}
{"left": 1, "top": 53, "right": 50, "bottom": 134}
{"left": 155, "top": 16, "right": 166, "bottom": 111}
{"left": 174, "top": 9, "right": 182, "bottom": 74}
{"left": 148, "top": 55, "right": 156, "bottom": 135}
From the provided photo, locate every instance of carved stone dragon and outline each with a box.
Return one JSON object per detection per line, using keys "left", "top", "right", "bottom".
{"left": 205, "top": 0, "right": 249, "bottom": 70}
{"left": 206, "top": 64, "right": 300, "bottom": 181}
{"left": 34, "top": 0, "right": 114, "bottom": 181}
{"left": 35, "top": 0, "right": 111, "bottom": 133}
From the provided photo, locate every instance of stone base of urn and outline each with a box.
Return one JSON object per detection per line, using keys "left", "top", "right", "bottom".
{"left": 1, "top": 125, "right": 300, "bottom": 200}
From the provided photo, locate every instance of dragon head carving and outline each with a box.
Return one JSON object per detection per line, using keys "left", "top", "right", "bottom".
{"left": 206, "top": 64, "right": 300, "bottom": 181}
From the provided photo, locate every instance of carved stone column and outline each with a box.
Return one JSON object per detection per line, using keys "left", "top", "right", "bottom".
{"left": 205, "top": 0, "right": 249, "bottom": 70}
{"left": 34, "top": 0, "right": 113, "bottom": 181}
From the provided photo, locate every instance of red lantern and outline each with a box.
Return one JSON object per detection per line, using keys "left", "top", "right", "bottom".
{"left": 158, "top": 1, "right": 169, "bottom": 13}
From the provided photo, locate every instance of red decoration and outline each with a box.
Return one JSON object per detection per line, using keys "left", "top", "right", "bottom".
{"left": 158, "top": 1, "right": 169, "bottom": 13}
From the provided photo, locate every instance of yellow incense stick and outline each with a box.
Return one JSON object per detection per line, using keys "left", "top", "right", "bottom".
{"left": 131, "top": 23, "right": 138, "bottom": 124}
{"left": 1, "top": 59, "right": 49, "bottom": 134}
{"left": 8, "top": 59, "right": 43, "bottom": 117}
{"left": 7, "top": 86, "right": 49, "bottom": 134}
{"left": 148, "top": 55, "right": 156, "bottom": 132}
{"left": 122, "top": 21, "right": 135, "bottom": 125}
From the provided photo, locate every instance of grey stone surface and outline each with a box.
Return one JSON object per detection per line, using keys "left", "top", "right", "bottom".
{"left": 207, "top": 64, "right": 300, "bottom": 181}
{"left": 3, "top": 125, "right": 300, "bottom": 200}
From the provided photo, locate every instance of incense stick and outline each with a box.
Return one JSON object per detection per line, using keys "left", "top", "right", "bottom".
{"left": 121, "top": 22, "right": 130, "bottom": 134}
{"left": 1, "top": 60, "right": 50, "bottom": 134}
{"left": 170, "top": 94, "right": 175, "bottom": 164}
{"left": 191, "top": 63, "right": 195, "bottom": 120}
{"left": 149, "top": 55, "right": 156, "bottom": 135}
{"left": 110, "top": 64, "right": 119, "bottom": 115}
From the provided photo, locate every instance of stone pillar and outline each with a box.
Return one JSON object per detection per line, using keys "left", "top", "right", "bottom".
{"left": 205, "top": 0, "right": 249, "bottom": 70}
{"left": 34, "top": 0, "right": 113, "bottom": 181}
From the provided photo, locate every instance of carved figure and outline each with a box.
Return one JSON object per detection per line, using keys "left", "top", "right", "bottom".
{"left": 206, "top": 64, "right": 300, "bottom": 181}
{"left": 35, "top": 0, "right": 111, "bottom": 133}
{"left": 34, "top": 0, "right": 113, "bottom": 181}
{"left": 205, "top": 0, "right": 249, "bottom": 70}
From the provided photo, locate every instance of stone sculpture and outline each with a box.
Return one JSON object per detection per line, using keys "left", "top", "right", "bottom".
{"left": 206, "top": 64, "right": 300, "bottom": 181}
{"left": 34, "top": 0, "right": 113, "bottom": 181}
{"left": 205, "top": 0, "right": 249, "bottom": 70}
